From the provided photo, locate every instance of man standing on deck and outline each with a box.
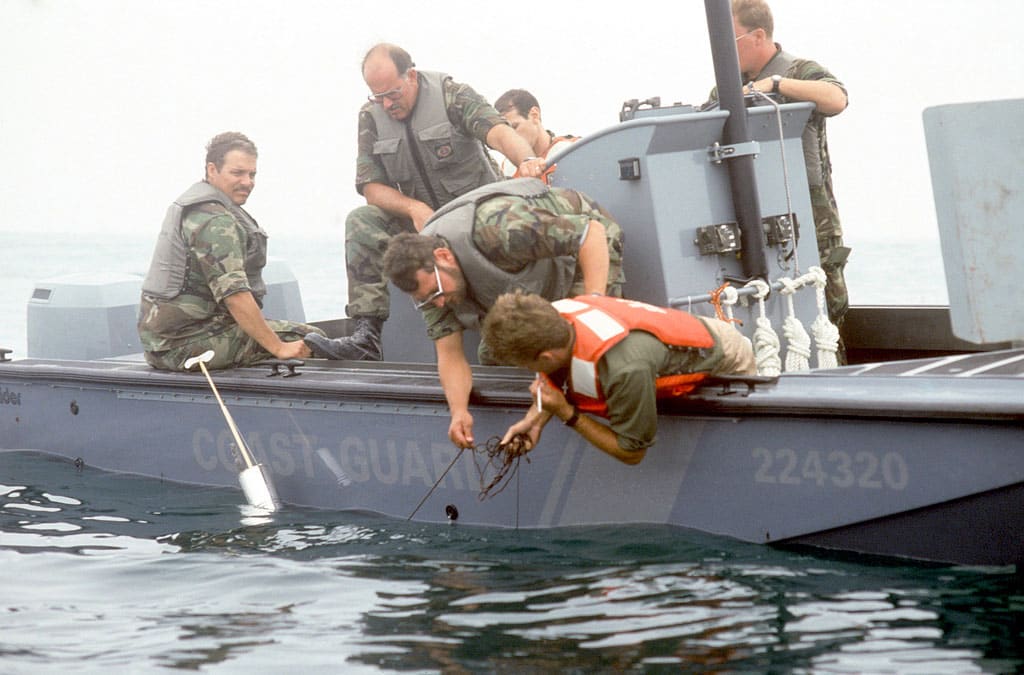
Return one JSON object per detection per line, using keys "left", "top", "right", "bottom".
{"left": 380, "top": 178, "right": 624, "bottom": 451}
{"left": 304, "top": 43, "right": 545, "bottom": 363}
{"left": 138, "top": 132, "right": 324, "bottom": 371}
{"left": 705, "top": 0, "right": 851, "bottom": 348}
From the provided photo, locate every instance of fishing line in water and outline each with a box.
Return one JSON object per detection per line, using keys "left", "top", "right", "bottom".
{"left": 406, "top": 434, "right": 533, "bottom": 520}
{"left": 407, "top": 446, "right": 465, "bottom": 521}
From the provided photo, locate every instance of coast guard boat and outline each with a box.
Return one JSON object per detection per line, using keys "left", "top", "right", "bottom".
{"left": 2, "top": 0, "right": 1021, "bottom": 566}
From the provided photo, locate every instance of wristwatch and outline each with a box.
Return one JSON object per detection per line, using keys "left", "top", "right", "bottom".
{"left": 771, "top": 74, "right": 782, "bottom": 95}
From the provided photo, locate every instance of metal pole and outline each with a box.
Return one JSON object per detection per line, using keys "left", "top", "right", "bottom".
{"left": 705, "top": 0, "right": 769, "bottom": 280}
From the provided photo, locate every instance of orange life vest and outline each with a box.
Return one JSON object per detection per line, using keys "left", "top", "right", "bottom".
{"left": 550, "top": 296, "right": 715, "bottom": 417}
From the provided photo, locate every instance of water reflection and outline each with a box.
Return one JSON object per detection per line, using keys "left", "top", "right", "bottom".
{"left": 1, "top": 451, "right": 1022, "bottom": 673}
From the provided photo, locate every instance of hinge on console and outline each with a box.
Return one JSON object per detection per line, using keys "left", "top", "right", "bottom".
{"left": 707, "top": 140, "right": 760, "bottom": 164}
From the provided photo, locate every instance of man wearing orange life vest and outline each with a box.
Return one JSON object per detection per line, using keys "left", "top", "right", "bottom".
{"left": 494, "top": 89, "right": 578, "bottom": 183}
{"left": 481, "top": 292, "right": 756, "bottom": 464}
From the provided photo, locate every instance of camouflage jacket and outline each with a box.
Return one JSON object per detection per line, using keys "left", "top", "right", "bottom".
{"left": 138, "top": 199, "right": 267, "bottom": 353}
{"left": 422, "top": 186, "right": 625, "bottom": 340}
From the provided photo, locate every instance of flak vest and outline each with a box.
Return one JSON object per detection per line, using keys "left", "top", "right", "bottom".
{"left": 369, "top": 70, "right": 499, "bottom": 210}
{"left": 141, "top": 181, "right": 267, "bottom": 302}
{"left": 422, "top": 178, "right": 576, "bottom": 330}
{"left": 755, "top": 49, "right": 826, "bottom": 187}
{"left": 551, "top": 296, "right": 715, "bottom": 417}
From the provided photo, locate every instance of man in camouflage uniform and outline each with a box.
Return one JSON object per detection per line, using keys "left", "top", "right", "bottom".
{"left": 138, "top": 132, "right": 323, "bottom": 371}
{"left": 707, "top": 0, "right": 850, "bottom": 354}
{"left": 379, "top": 178, "right": 625, "bottom": 450}
{"left": 305, "top": 43, "right": 545, "bottom": 362}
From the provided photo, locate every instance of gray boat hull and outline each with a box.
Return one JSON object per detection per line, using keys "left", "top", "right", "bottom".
{"left": 3, "top": 350, "right": 1021, "bottom": 565}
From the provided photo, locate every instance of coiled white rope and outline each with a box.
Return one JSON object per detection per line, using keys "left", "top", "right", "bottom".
{"left": 674, "top": 267, "right": 838, "bottom": 374}
{"left": 744, "top": 279, "right": 781, "bottom": 376}
{"left": 778, "top": 276, "right": 812, "bottom": 372}
{"left": 808, "top": 266, "right": 840, "bottom": 369}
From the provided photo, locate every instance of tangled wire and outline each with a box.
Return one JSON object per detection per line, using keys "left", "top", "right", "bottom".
{"left": 473, "top": 433, "right": 533, "bottom": 500}
{"left": 406, "top": 433, "right": 534, "bottom": 520}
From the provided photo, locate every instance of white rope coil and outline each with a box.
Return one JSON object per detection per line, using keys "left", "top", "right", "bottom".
{"left": 778, "top": 276, "right": 811, "bottom": 372}
{"left": 744, "top": 279, "right": 781, "bottom": 376}
{"left": 685, "top": 267, "right": 837, "bottom": 375}
{"left": 808, "top": 266, "right": 840, "bottom": 369}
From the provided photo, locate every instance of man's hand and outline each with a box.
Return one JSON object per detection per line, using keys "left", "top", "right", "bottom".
{"left": 225, "top": 292, "right": 310, "bottom": 361}
{"left": 448, "top": 409, "right": 475, "bottom": 448}
{"left": 530, "top": 376, "right": 573, "bottom": 420}
{"left": 276, "top": 338, "right": 311, "bottom": 360}
{"left": 500, "top": 414, "right": 544, "bottom": 452}
{"left": 363, "top": 183, "right": 435, "bottom": 230}
{"left": 516, "top": 157, "right": 547, "bottom": 179}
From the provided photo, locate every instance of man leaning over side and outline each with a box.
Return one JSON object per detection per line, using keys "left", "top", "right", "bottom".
{"left": 138, "top": 132, "right": 323, "bottom": 371}
{"left": 304, "top": 43, "right": 545, "bottom": 363}
{"left": 482, "top": 292, "right": 756, "bottom": 465}
{"left": 381, "top": 178, "right": 624, "bottom": 450}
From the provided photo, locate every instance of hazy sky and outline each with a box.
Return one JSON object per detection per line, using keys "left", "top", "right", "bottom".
{"left": 1, "top": 0, "right": 1021, "bottom": 244}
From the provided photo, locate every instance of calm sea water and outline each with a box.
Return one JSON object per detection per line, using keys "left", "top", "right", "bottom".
{"left": 3, "top": 451, "right": 1022, "bottom": 673}
{"left": 5, "top": 231, "right": 1013, "bottom": 674}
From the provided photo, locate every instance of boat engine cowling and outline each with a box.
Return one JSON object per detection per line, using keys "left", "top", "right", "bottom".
{"left": 27, "top": 258, "right": 305, "bottom": 360}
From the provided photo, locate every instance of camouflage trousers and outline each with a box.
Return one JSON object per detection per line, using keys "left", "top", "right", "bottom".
{"left": 345, "top": 205, "right": 416, "bottom": 320}
{"left": 143, "top": 320, "right": 325, "bottom": 371}
{"left": 810, "top": 184, "right": 850, "bottom": 329}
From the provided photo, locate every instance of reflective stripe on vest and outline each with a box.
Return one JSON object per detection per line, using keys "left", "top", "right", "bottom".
{"left": 552, "top": 296, "right": 715, "bottom": 416}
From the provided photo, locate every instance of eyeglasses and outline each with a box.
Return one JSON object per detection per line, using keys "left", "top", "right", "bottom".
{"left": 735, "top": 30, "right": 757, "bottom": 41}
{"left": 367, "top": 74, "right": 408, "bottom": 104}
{"left": 413, "top": 266, "right": 446, "bottom": 309}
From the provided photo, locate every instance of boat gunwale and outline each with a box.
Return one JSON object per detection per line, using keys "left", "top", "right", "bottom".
{"left": 3, "top": 352, "right": 1023, "bottom": 422}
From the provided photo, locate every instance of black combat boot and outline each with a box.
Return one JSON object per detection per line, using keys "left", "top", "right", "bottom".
{"left": 304, "top": 317, "right": 383, "bottom": 361}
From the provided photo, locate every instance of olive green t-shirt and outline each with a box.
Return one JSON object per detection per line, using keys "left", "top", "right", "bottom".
{"left": 594, "top": 320, "right": 726, "bottom": 452}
